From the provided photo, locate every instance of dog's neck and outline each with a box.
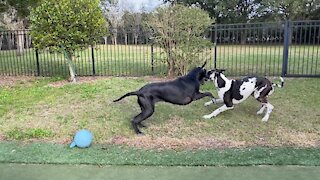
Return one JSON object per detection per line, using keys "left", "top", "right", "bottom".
{"left": 186, "top": 67, "right": 203, "bottom": 80}
{"left": 214, "top": 73, "right": 231, "bottom": 89}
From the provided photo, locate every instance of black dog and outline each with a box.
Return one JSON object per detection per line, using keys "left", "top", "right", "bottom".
{"left": 113, "top": 62, "right": 214, "bottom": 134}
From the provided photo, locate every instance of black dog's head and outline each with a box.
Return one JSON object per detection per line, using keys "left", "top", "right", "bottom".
{"left": 206, "top": 69, "right": 226, "bottom": 81}
{"left": 198, "top": 68, "right": 207, "bottom": 85}
{"left": 188, "top": 61, "right": 207, "bottom": 85}
{"left": 198, "top": 61, "right": 208, "bottom": 85}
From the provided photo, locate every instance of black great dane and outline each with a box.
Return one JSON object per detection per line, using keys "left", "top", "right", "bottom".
{"left": 113, "top": 62, "right": 214, "bottom": 134}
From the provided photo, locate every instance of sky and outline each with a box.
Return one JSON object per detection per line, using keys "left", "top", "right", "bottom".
{"left": 119, "top": 0, "right": 164, "bottom": 13}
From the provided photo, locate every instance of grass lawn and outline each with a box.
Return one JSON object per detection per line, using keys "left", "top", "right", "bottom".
{"left": 0, "top": 76, "right": 319, "bottom": 166}
{"left": 0, "top": 76, "right": 319, "bottom": 150}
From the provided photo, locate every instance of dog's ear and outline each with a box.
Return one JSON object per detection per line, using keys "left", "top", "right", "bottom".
{"left": 216, "top": 69, "right": 226, "bottom": 73}
{"left": 201, "top": 61, "right": 207, "bottom": 68}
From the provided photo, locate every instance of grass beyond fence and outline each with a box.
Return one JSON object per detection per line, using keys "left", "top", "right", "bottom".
{"left": 0, "top": 45, "right": 167, "bottom": 77}
{"left": 1, "top": 45, "right": 319, "bottom": 77}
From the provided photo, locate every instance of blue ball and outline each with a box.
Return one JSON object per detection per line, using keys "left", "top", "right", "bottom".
{"left": 70, "top": 129, "right": 93, "bottom": 148}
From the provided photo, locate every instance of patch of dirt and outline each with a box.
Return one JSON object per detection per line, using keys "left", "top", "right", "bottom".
{"left": 276, "top": 128, "right": 320, "bottom": 147}
{"left": 108, "top": 135, "right": 245, "bottom": 150}
{"left": 46, "top": 76, "right": 173, "bottom": 87}
{"left": 0, "top": 76, "right": 37, "bottom": 87}
{"left": 0, "top": 75, "right": 171, "bottom": 88}
{"left": 0, "top": 134, "right": 6, "bottom": 141}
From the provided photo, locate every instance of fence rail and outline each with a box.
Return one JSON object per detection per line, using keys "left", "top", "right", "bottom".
{"left": 0, "top": 20, "right": 319, "bottom": 77}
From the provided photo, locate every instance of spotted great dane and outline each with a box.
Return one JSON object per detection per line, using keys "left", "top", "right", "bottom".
{"left": 203, "top": 69, "right": 284, "bottom": 122}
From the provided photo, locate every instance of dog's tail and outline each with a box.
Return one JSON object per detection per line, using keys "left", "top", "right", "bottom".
{"left": 113, "top": 91, "right": 142, "bottom": 102}
{"left": 272, "top": 77, "right": 284, "bottom": 88}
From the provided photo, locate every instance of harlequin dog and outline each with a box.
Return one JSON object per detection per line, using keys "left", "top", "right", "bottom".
{"left": 113, "top": 62, "right": 215, "bottom": 134}
{"left": 203, "top": 69, "right": 284, "bottom": 122}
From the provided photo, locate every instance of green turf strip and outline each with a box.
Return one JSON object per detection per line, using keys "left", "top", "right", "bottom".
{"left": 0, "top": 142, "right": 319, "bottom": 166}
{"left": 1, "top": 164, "right": 319, "bottom": 180}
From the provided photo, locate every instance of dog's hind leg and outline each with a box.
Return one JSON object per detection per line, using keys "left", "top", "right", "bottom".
{"left": 256, "top": 95, "right": 273, "bottom": 122}
{"left": 136, "top": 99, "right": 148, "bottom": 128}
{"left": 132, "top": 97, "right": 155, "bottom": 134}
{"left": 256, "top": 104, "right": 266, "bottom": 115}
{"left": 262, "top": 103, "right": 274, "bottom": 122}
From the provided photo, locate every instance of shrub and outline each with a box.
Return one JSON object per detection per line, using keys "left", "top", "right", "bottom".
{"left": 146, "top": 4, "right": 214, "bottom": 76}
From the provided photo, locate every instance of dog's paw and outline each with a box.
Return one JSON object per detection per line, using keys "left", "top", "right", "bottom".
{"left": 137, "top": 132, "right": 145, "bottom": 136}
{"left": 203, "top": 114, "right": 213, "bottom": 119}
{"left": 261, "top": 117, "right": 269, "bottom": 122}
{"left": 204, "top": 101, "right": 212, "bottom": 107}
{"left": 138, "top": 123, "right": 147, "bottom": 128}
{"left": 256, "top": 110, "right": 264, "bottom": 115}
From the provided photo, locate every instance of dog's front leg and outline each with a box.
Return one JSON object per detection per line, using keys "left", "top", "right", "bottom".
{"left": 203, "top": 104, "right": 234, "bottom": 119}
{"left": 193, "top": 92, "right": 215, "bottom": 101}
{"left": 204, "top": 98, "right": 224, "bottom": 106}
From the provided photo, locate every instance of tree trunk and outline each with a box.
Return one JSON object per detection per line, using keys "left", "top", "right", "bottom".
{"left": 8, "top": 33, "right": 14, "bottom": 50}
{"left": 26, "top": 34, "right": 31, "bottom": 49}
{"left": 124, "top": 34, "right": 128, "bottom": 45}
{"left": 69, "top": 63, "right": 77, "bottom": 83}
{"left": 0, "top": 33, "right": 3, "bottom": 50}
{"left": 168, "top": 60, "right": 176, "bottom": 77}
{"left": 113, "top": 29, "right": 118, "bottom": 45}
{"left": 114, "top": 36, "right": 117, "bottom": 45}
{"left": 16, "top": 30, "right": 25, "bottom": 55}
{"left": 241, "top": 27, "right": 247, "bottom": 44}
{"left": 65, "top": 51, "right": 77, "bottom": 83}
{"left": 167, "top": 51, "right": 176, "bottom": 77}
{"left": 112, "top": 36, "right": 118, "bottom": 45}
{"left": 134, "top": 35, "right": 138, "bottom": 45}
{"left": 104, "top": 36, "right": 108, "bottom": 45}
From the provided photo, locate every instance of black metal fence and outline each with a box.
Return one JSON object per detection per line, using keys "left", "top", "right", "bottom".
{"left": 210, "top": 20, "right": 320, "bottom": 77}
{"left": 0, "top": 20, "right": 319, "bottom": 77}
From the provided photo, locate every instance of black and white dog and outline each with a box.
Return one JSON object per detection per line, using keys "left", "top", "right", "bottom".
{"left": 113, "top": 62, "right": 214, "bottom": 134}
{"left": 203, "top": 69, "right": 284, "bottom": 122}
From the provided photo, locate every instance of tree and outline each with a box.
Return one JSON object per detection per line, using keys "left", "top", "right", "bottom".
{"left": 146, "top": 4, "right": 213, "bottom": 76}
{"left": 0, "top": 26, "right": 4, "bottom": 50}
{"left": 215, "top": 0, "right": 260, "bottom": 23}
{"left": 258, "top": 0, "right": 320, "bottom": 21}
{"left": 0, "top": 0, "right": 41, "bottom": 55}
{"left": 164, "top": 0, "right": 218, "bottom": 20}
{"left": 123, "top": 11, "right": 146, "bottom": 45}
{"left": 30, "top": 0, "right": 107, "bottom": 82}
{"left": 0, "top": 0, "right": 41, "bottom": 27}
{"left": 101, "top": 0, "right": 124, "bottom": 45}
{"left": 166, "top": 0, "right": 261, "bottom": 24}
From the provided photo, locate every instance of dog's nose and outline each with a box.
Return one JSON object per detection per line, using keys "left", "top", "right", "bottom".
{"left": 205, "top": 71, "right": 213, "bottom": 78}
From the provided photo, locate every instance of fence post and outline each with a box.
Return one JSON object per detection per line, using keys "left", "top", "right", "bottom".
{"left": 151, "top": 43, "right": 154, "bottom": 74}
{"left": 214, "top": 25, "right": 217, "bottom": 69}
{"left": 35, "top": 49, "right": 40, "bottom": 76}
{"left": 282, "top": 21, "right": 290, "bottom": 77}
{"left": 91, "top": 46, "right": 95, "bottom": 76}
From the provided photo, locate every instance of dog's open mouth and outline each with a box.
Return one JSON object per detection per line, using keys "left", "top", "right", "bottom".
{"left": 204, "top": 71, "right": 213, "bottom": 81}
